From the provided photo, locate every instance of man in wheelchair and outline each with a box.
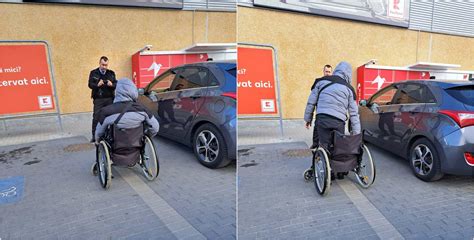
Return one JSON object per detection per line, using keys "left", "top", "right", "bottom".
{"left": 92, "top": 78, "right": 159, "bottom": 172}
{"left": 304, "top": 61, "right": 361, "bottom": 180}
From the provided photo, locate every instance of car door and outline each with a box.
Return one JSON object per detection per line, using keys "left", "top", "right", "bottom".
{"left": 161, "top": 66, "right": 210, "bottom": 142}
{"left": 360, "top": 85, "right": 399, "bottom": 149}
{"left": 138, "top": 69, "right": 178, "bottom": 134}
{"left": 390, "top": 83, "right": 433, "bottom": 148}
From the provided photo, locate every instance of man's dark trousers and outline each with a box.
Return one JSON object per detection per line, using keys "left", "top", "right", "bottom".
{"left": 92, "top": 98, "right": 113, "bottom": 139}
{"left": 316, "top": 114, "right": 345, "bottom": 150}
{"left": 312, "top": 118, "right": 319, "bottom": 148}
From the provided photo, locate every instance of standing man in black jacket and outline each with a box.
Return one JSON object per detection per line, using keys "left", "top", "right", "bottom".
{"left": 88, "top": 56, "right": 117, "bottom": 142}
{"left": 308, "top": 64, "right": 332, "bottom": 149}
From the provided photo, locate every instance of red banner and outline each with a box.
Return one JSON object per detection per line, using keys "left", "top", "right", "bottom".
{"left": 237, "top": 46, "right": 278, "bottom": 115}
{"left": 132, "top": 53, "right": 209, "bottom": 88}
{"left": 357, "top": 65, "right": 472, "bottom": 101}
{"left": 0, "top": 44, "right": 55, "bottom": 116}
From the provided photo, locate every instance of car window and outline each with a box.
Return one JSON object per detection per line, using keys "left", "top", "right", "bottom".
{"left": 226, "top": 67, "right": 236, "bottom": 78}
{"left": 392, "top": 84, "right": 436, "bottom": 104}
{"left": 208, "top": 72, "right": 220, "bottom": 87}
{"left": 370, "top": 85, "right": 398, "bottom": 106}
{"left": 446, "top": 85, "right": 474, "bottom": 106}
{"left": 148, "top": 70, "right": 177, "bottom": 93}
{"left": 170, "top": 67, "right": 208, "bottom": 91}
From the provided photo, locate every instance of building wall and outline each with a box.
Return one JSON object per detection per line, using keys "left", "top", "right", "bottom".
{"left": 237, "top": 6, "right": 474, "bottom": 119}
{"left": 0, "top": 3, "right": 236, "bottom": 114}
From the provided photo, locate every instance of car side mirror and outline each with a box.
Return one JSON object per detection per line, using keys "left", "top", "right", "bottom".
{"left": 359, "top": 99, "right": 367, "bottom": 107}
{"left": 138, "top": 88, "right": 145, "bottom": 95}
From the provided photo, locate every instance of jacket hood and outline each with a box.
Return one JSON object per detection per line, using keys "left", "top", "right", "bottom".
{"left": 114, "top": 78, "right": 138, "bottom": 103}
{"left": 333, "top": 61, "right": 352, "bottom": 84}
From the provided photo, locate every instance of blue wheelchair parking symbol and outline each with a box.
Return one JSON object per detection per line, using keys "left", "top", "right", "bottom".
{"left": 0, "top": 176, "right": 24, "bottom": 205}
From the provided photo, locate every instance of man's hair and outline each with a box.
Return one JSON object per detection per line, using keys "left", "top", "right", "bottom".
{"left": 324, "top": 64, "right": 332, "bottom": 69}
{"left": 100, "top": 56, "right": 109, "bottom": 62}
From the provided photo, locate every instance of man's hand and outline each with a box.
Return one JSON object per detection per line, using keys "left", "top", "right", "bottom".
{"left": 107, "top": 80, "right": 113, "bottom": 87}
{"left": 305, "top": 122, "right": 311, "bottom": 129}
{"left": 98, "top": 79, "right": 104, "bottom": 87}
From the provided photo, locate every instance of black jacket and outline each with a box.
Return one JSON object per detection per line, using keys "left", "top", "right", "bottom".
{"left": 88, "top": 68, "right": 117, "bottom": 99}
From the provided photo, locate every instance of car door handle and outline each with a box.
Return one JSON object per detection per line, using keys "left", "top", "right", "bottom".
{"left": 191, "top": 94, "right": 202, "bottom": 100}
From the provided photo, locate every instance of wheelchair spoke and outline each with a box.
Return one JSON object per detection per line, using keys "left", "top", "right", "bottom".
{"left": 354, "top": 144, "right": 375, "bottom": 188}
{"left": 140, "top": 137, "right": 159, "bottom": 181}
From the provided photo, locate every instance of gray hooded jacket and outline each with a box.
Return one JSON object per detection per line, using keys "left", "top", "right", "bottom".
{"left": 95, "top": 78, "right": 160, "bottom": 140}
{"left": 304, "top": 61, "right": 361, "bottom": 134}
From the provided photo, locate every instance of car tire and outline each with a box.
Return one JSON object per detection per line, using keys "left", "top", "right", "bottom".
{"left": 193, "top": 123, "right": 231, "bottom": 169}
{"left": 409, "top": 138, "right": 444, "bottom": 182}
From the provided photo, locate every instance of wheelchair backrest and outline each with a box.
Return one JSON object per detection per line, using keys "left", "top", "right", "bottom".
{"left": 112, "top": 124, "right": 144, "bottom": 150}
{"left": 332, "top": 131, "right": 362, "bottom": 156}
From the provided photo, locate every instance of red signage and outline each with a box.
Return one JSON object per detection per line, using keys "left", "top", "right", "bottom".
{"left": 357, "top": 65, "right": 473, "bottom": 101}
{"left": 0, "top": 44, "right": 55, "bottom": 116}
{"left": 237, "top": 46, "right": 278, "bottom": 115}
{"left": 132, "top": 52, "right": 209, "bottom": 88}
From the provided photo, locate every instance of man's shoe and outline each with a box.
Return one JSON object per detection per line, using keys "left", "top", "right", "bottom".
{"left": 309, "top": 143, "right": 318, "bottom": 149}
{"left": 90, "top": 138, "right": 95, "bottom": 143}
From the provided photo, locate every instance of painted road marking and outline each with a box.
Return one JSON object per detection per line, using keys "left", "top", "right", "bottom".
{"left": 115, "top": 168, "right": 206, "bottom": 240}
{"left": 0, "top": 176, "right": 24, "bottom": 205}
{"left": 338, "top": 180, "right": 405, "bottom": 240}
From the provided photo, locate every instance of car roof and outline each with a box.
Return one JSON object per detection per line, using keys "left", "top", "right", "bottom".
{"left": 174, "top": 60, "right": 236, "bottom": 68}
{"left": 392, "top": 79, "right": 474, "bottom": 87}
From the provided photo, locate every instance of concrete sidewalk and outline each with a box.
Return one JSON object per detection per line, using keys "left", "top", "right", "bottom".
{"left": 238, "top": 119, "right": 313, "bottom": 146}
{"left": 0, "top": 113, "right": 92, "bottom": 147}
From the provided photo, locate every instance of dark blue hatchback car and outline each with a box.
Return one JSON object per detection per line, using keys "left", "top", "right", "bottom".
{"left": 138, "top": 61, "right": 236, "bottom": 168}
{"left": 359, "top": 80, "right": 474, "bottom": 181}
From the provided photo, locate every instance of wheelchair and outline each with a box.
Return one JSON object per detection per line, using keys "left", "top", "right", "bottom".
{"left": 304, "top": 131, "right": 376, "bottom": 196}
{"left": 92, "top": 124, "right": 159, "bottom": 189}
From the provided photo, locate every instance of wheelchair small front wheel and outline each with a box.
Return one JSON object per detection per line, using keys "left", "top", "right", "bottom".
{"left": 96, "top": 141, "right": 112, "bottom": 189}
{"left": 313, "top": 147, "right": 331, "bottom": 196}
{"left": 140, "top": 135, "right": 159, "bottom": 181}
{"left": 354, "top": 144, "right": 376, "bottom": 188}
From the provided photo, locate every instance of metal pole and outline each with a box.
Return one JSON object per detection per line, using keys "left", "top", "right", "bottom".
{"left": 237, "top": 42, "right": 285, "bottom": 139}
{"left": 2, "top": 119, "right": 7, "bottom": 132}
{"left": 273, "top": 47, "right": 284, "bottom": 139}
{"left": 44, "top": 41, "right": 64, "bottom": 131}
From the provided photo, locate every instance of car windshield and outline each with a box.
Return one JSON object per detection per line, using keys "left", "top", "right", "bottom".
{"left": 445, "top": 85, "right": 474, "bottom": 106}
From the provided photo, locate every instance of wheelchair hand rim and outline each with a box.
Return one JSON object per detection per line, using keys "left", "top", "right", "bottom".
{"left": 354, "top": 144, "right": 375, "bottom": 188}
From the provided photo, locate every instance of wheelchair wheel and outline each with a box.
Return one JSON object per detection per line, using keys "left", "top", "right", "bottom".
{"left": 96, "top": 141, "right": 112, "bottom": 189}
{"left": 140, "top": 135, "right": 159, "bottom": 181}
{"left": 354, "top": 144, "right": 376, "bottom": 188}
{"left": 313, "top": 147, "right": 331, "bottom": 196}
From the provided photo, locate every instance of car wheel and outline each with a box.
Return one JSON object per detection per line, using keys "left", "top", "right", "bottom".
{"left": 193, "top": 123, "right": 231, "bottom": 169}
{"left": 409, "top": 138, "right": 444, "bottom": 182}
